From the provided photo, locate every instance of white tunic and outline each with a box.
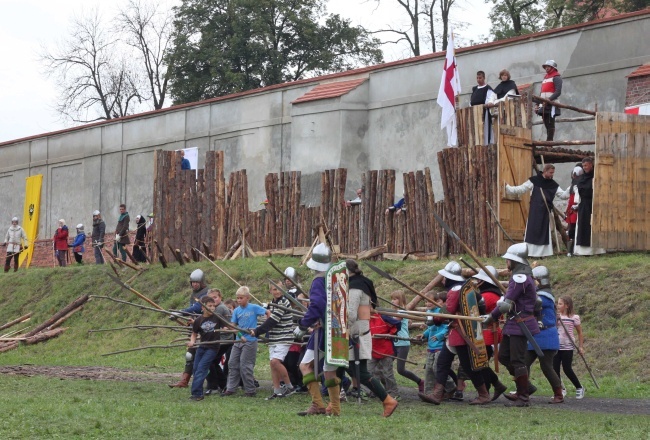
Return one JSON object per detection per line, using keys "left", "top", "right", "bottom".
{"left": 4, "top": 225, "right": 28, "bottom": 253}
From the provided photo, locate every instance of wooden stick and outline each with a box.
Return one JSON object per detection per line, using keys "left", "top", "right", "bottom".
{"left": 0, "top": 313, "right": 32, "bottom": 331}
{"left": 89, "top": 295, "right": 193, "bottom": 320}
{"left": 376, "top": 308, "right": 484, "bottom": 322}
{"left": 526, "top": 140, "right": 595, "bottom": 147}
{"left": 193, "top": 246, "right": 242, "bottom": 288}
{"left": 372, "top": 349, "right": 418, "bottom": 366}
{"left": 532, "top": 95, "right": 596, "bottom": 116}
{"left": 531, "top": 116, "right": 595, "bottom": 125}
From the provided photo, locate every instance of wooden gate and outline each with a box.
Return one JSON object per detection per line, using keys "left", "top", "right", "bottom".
{"left": 497, "top": 126, "right": 533, "bottom": 254}
{"left": 592, "top": 112, "right": 650, "bottom": 251}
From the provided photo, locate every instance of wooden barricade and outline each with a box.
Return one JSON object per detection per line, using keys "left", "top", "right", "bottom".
{"left": 592, "top": 112, "right": 650, "bottom": 251}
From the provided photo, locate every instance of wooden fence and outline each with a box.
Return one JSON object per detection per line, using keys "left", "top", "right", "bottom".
{"left": 151, "top": 150, "right": 467, "bottom": 262}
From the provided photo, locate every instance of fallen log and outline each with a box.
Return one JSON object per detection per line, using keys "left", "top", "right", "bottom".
{"left": 24, "top": 295, "right": 89, "bottom": 337}
{"left": 356, "top": 244, "right": 387, "bottom": 260}
{"left": 23, "top": 327, "right": 67, "bottom": 345}
{"left": 0, "top": 342, "right": 19, "bottom": 353}
{"left": 0, "top": 313, "right": 32, "bottom": 331}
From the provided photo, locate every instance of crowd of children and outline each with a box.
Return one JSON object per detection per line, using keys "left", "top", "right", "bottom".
{"left": 171, "top": 245, "right": 588, "bottom": 415}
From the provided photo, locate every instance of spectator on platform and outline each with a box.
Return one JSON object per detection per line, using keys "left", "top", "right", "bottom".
{"left": 180, "top": 150, "right": 191, "bottom": 170}
{"left": 493, "top": 69, "right": 519, "bottom": 100}
{"left": 537, "top": 60, "right": 563, "bottom": 141}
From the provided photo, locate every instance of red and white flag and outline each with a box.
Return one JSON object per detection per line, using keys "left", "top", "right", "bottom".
{"left": 437, "top": 28, "right": 461, "bottom": 147}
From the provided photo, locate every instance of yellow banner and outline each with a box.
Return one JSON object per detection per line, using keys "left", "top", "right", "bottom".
{"left": 19, "top": 174, "right": 43, "bottom": 269}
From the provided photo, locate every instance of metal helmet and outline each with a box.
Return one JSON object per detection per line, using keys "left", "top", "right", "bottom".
{"left": 542, "top": 59, "right": 558, "bottom": 69}
{"left": 307, "top": 243, "right": 332, "bottom": 272}
{"left": 502, "top": 243, "right": 529, "bottom": 265}
{"left": 472, "top": 265, "right": 498, "bottom": 286}
{"left": 189, "top": 269, "right": 205, "bottom": 284}
{"left": 93, "top": 210, "right": 101, "bottom": 216}
{"left": 76, "top": 224, "right": 84, "bottom": 231}
{"left": 284, "top": 267, "right": 297, "bottom": 282}
{"left": 438, "top": 261, "right": 465, "bottom": 282}
{"left": 11, "top": 217, "right": 19, "bottom": 222}
{"left": 532, "top": 265, "right": 551, "bottom": 287}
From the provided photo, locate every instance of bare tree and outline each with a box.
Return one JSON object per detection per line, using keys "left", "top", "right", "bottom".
{"left": 41, "top": 10, "right": 144, "bottom": 123}
{"left": 117, "top": 0, "right": 173, "bottom": 110}
{"left": 370, "top": 0, "right": 426, "bottom": 56}
{"left": 370, "top": 0, "right": 460, "bottom": 56}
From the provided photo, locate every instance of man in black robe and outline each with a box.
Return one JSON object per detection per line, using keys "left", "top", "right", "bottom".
{"left": 573, "top": 157, "right": 605, "bottom": 256}
{"left": 506, "top": 164, "right": 568, "bottom": 257}
{"left": 470, "top": 71, "right": 496, "bottom": 144}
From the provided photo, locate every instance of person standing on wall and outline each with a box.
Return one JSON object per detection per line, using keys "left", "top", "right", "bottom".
{"left": 53, "top": 219, "right": 69, "bottom": 267}
{"left": 113, "top": 204, "right": 130, "bottom": 262}
{"left": 538, "top": 60, "right": 562, "bottom": 141}
{"left": 91, "top": 210, "right": 106, "bottom": 264}
{"left": 2, "top": 217, "right": 28, "bottom": 273}
{"left": 470, "top": 70, "right": 497, "bottom": 145}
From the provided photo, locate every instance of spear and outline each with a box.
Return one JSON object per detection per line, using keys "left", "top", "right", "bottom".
{"left": 267, "top": 278, "right": 308, "bottom": 312}
{"left": 376, "top": 308, "right": 483, "bottom": 322}
{"left": 432, "top": 212, "right": 505, "bottom": 294}
{"left": 372, "top": 334, "right": 424, "bottom": 344}
{"left": 191, "top": 245, "right": 242, "bottom": 288}
{"left": 89, "top": 295, "right": 194, "bottom": 321}
{"left": 101, "top": 340, "right": 242, "bottom": 357}
{"left": 557, "top": 317, "right": 599, "bottom": 389}
{"left": 267, "top": 259, "right": 307, "bottom": 296}
{"left": 267, "top": 302, "right": 306, "bottom": 317}
{"left": 88, "top": 325, "right": 193, "bottom": 334}
{"left": 486, "top": 201, "right": 516, "bottom": 245}
{"left": 364, "top": 262, "right": 430, "bottom": 303}
{"left": 372, "top": 350, "right": 418, "bottom": 366}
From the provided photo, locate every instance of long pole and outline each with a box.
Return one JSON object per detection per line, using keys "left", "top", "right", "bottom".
{"left": 557, "top": 317, "right": 599, "bottom": 389}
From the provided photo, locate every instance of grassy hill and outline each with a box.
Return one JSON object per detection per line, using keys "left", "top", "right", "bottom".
{"left": 0, "top": 253, "right": 648, "bottom": 396}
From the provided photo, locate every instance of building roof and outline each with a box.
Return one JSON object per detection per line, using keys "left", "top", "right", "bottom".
{"left": 2, "top": 8, "right": 649, "bottom": 147}
{"left": 292, "top": 78, "right": 368, "bottom": 104}
{"left": 627, "top": 63, "right": 650, "bottom": 78}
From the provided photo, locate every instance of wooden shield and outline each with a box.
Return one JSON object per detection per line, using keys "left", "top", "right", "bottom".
{"left": 325, "top": 261, "right": 349, "bottom": 367}
{"left": 459, "top": 280, "right": 489, "bottom": 370}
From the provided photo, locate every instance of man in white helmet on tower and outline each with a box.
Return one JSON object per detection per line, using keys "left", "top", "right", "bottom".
{"left": 2, "top": 217, "right": 28, "bottom": 273}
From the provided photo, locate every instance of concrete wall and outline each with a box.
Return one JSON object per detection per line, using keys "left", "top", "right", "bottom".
{"left": 1, "top": 13, "right": 648, "bottom": 237}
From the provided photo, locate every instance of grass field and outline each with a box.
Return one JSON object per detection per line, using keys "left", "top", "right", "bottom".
{"left": 0, "top": 254, "right": 649, "bottom": 438}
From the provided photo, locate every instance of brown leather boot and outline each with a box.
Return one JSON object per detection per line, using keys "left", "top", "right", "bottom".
{"left": 469, "top": 384, "right": 491, "bottom": 405}
{"left": 168, "top": 372, "right": 191, "bottom": 388}
{"left": 3, "top": 264, "right": 9, "bottom": 273}
{"left": 549, "top": 386, "right": 565, "bottom": 404}
{"left": 491, "top": 381, "right": 507, "bottom": 401}
{"left": 418, "top": 382, "right": 445, "bottom": 405}
{"left": 298, "top": 381, "right": 326, "bottom": 416}
{"left": 504, "top": 375, "right": 530, "bottom": 407}
{"left": 326, "top": 384, "right": 341, "bottom": 416}
{"left": 382, "top": 395, "right": 398, "bottom": 417}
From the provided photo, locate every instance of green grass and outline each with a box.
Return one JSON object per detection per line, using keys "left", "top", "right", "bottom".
{"left": 0, "top": 375, "right": 648, "bottom": 440}
{"left": 1, "top": 255, "right": 649, "bottom": 438}
{"left": 1, "top": 254, "right": 649, "bottom": 391}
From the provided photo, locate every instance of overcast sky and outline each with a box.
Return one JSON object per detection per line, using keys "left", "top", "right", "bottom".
{"left": 0, "top": 0, "right": 492, "bottom": 143}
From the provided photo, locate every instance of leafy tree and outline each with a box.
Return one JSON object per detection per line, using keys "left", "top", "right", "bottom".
{"left": 166, "top": 0, "right": 383, "bottom": 104}
{"left": 486, "top": 0, "right": 544, "bottom": 40}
